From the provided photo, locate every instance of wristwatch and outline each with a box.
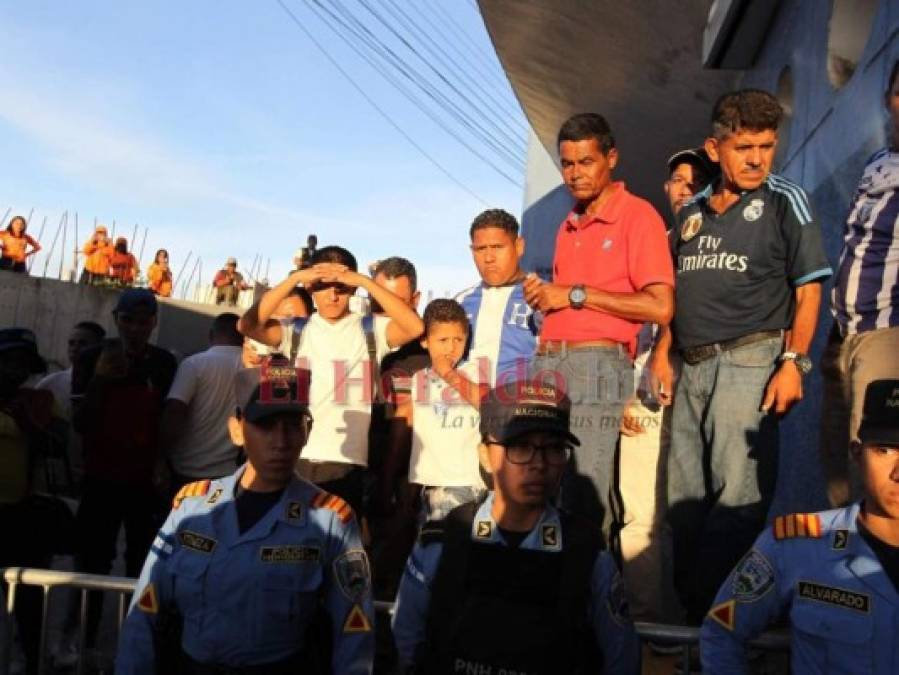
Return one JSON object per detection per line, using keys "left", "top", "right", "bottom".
{"left": 779, "top": 351, "right": 813, "bottom": 375}
{"left": 568, "top": 284, "right": 587, "bottom": 310}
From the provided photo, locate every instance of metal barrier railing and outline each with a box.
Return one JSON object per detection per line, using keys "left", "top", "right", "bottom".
{"left": 3, "top": 566, "right": 791, "bottom": 674}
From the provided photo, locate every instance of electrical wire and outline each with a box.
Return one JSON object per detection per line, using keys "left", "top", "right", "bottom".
{"left": 275, "top": 0, "right": 495, "bottom": 204}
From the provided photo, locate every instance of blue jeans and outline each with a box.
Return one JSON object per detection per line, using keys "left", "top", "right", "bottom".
{"left": 666, "top": 336, "right": 781, "bottom": 622}
{"left": 530, "top": 346, "right": 633, "bottom": 543}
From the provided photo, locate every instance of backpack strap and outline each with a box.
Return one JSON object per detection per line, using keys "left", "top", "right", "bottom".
{"left": 285, "top": 316, "right": 309, "bottom": 363}
{"left": 361, "top": 314, "right": 381, "bottom": 401}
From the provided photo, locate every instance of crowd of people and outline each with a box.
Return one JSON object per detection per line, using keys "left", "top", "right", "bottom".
{"left": 1, "top": 79, "right": 898, "bottom": 675}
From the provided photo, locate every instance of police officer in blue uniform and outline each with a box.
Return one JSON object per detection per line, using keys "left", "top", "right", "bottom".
{"left": 701, "top": 379, "right": 899, "bottom": 674}
{"left": 392, "top": 381, "right": 640, "bottom": 674}
{"left": 116, "top": 365, "right": 374, "bottom": 674}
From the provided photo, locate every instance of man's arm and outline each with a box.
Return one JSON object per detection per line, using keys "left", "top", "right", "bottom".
{"left": 337, "top": 271, "right": 423, "bottom": 348}
{"left": 238, "top": 266, "right": 328, "bottom": 347}
{"left": 761, "top": 282, "right": 822, "bottom": 415}
{"left": 522, "top": 275, "right": 673, "bottom": 325}
{"left": 648, "top": 324, "right": 675, "bottom": 406}
{"left": 700, "top": 531, "right": 788, "bottom": 675}
{"left": 591, "top": 555, "right": 641, "bottom": 675}
{"left": 325, "top": 517, "right": 375, "bottom": 675}
{"left": 392, "top": 542, "right": 441, "bottom": 669}
{"left": 116, "top": 510, "right": 180, "bottom": 675}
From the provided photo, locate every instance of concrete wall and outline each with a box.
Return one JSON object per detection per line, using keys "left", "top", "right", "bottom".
{"left": 0, "top": 270, "right": 234, "bottom": 370}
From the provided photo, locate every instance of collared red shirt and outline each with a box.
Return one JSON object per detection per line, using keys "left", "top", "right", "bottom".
{"left": 541, "top": 182, "right": 674, "bottom": 358}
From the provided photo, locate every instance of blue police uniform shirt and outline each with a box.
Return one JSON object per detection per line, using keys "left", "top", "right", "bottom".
{"left": 455, "top": 282, "right": 539, "bottom": 386}
{"left": 116, "top": 467, "right": 374, "bottom": 674}
{"left": 392, "top": 493, "right": 640, "bottom": 674}
{"left": 701, "top": 503, "right": 899, "bottom": 674}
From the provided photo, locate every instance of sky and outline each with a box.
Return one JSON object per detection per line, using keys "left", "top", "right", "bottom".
{"left": 0, "top": 0, "right": 527, "bottom": 300}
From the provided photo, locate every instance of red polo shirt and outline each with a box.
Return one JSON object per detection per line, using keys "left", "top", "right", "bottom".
{"left": 541, "top": 182, "right": 674, "bottom": 357}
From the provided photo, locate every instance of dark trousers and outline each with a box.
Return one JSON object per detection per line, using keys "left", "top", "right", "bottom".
{"left": 0, "top": 257, "right": 27, "bottom": 273}
{"left": 0, "top": 500, "right": 54, "bottom": 675}
{"left": 215, "top": 285, "right": 239, "bottom": 305}
{"left": 75, "top": 477, "right": 162, "bottom": 643}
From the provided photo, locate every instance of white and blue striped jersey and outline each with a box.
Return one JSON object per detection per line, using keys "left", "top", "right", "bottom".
{"left": 832, "top": 148, "right": 899, "bottom": 334}
{"left": 454, "top": 282, "right": 539, "bottom": 386}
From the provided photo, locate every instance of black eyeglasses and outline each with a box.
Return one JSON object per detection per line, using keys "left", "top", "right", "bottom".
{"left": 492, "top": 441, "right": 572, "bottom": 466}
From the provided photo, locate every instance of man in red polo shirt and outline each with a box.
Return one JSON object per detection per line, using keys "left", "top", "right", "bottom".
{"left": 524, "top": 112, "right": 674, "bottom": 543}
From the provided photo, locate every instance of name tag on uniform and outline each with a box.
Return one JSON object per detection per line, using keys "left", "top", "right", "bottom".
{"left": 797, "top": 581, "right": 870, "bottom": 613}
{"left": 259, "top": 546, "right": 320, "bottom": 563}
{"left": 178, "top": 530, "right": 217, "bottom": 554}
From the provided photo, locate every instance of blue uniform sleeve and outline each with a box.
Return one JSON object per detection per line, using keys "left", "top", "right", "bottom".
{"left": 700, "top": 528, "right": 789, "bottom": 674}
{"left": 115, "top": 509, "right": 180, "bottom": 675}
{"left": 391, "top": 541, "right": 443, "bottom": 668}
{"left": 323, "top": 513, "right": 375, "bottom": 675}
{"left": 590, "top": 553, "right": 640, "bottom": 675}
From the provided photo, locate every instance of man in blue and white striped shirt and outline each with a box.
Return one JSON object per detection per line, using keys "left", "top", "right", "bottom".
{"left": 455, "top": 209, "right": 539, "bottom": 388}
{"left": 822, "top": 60, "right": 899, "bottom": 508}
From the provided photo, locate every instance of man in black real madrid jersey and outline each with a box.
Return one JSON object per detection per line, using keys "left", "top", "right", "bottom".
{"left": 651, "top": 89, "right": 832, "bottom": 623}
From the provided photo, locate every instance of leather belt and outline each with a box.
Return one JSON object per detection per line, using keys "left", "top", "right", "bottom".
{"left": 186, "top": 655, "right": 302, "bottom": 675}
{"left": 679, "top": 330, "right": 783, "bottom": 366}
{"left": 537, "top": 339, "right": 622, "bottom": 355}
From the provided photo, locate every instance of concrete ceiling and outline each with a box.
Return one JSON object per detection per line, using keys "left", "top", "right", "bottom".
{"left": 479, "top": 0, "right": 740, "bottom": 211}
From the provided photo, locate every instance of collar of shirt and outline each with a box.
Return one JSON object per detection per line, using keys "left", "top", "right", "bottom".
{"left": 564, "top": 181, "right": 627, "bottom": 230}
{"left": 207, "top": 466, "right": 311, "bottom": 546}
{"left": 828, "top": 501, "right": 897, "bottom": 604}
{"left": 470, "top": 492, "right": 563, "bottom": 551}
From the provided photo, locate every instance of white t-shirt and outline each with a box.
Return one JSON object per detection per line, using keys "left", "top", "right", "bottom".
{"left": 291, "top": 312, "right": 391, "bottom": 466}
{"left": 409, "top": 361, "right": 483, "bottom": 487}
{"left": 166, "top": 345, "right": 243, "bottom": 478}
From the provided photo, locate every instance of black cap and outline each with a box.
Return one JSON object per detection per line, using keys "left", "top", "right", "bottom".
{"left": 0, "top": 327, "right": 46, "bottom": 373}
{"left": 666, "top": 147, "right": 716, "bottom": 175}
{"left": 480, "top": 380, "right": 579, "bottom": 447}
{"left": 234, "top": 365, "right": 311, "bottom": 423}
{"left": 114, "top": 288, "right": 158, "bottom": 315}
{"left": 857, "top": 379, "right": 899, "bottom": 447}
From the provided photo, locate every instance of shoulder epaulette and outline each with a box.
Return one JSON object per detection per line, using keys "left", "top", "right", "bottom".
{"left": 311, "top": 491, "right": 355, "bottom": 524}
{"left": 418, "top": 520, "right": 446, "bottom": 546}
{"left": 773, "top": 513, "right": 822, "bottom": 540}
{"left": 172, "top": 480, "right": 211, "bottom": 510}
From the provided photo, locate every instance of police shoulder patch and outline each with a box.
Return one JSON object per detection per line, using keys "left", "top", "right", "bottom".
{"left": 731, "top": 549, "right": 775, "bottom": 602}
{"left": 832, "top": 529, "right": 849, "bottom": 550}
{"left": 540, "top": 523, "right": 560, "bottom": 550}
{"left": 172, "top": 480, "right": 212, "bottom": 510}
{"left": 708, "top": 599, "right": 736, "bottom": 631}
{"left": 137, "top": 584, "right": 158, "bottom": 614}
{"left": 474, "top": 520, "right": 493, "bottom": 540}
{"left": 334, "top": 549, "right": 371, "bottom": 603}
{"left": 343, "top": 604, "right": 372, "bottom": 633}
{"left": 773, "top": 513, "right": 822, "bottom": 540}
{"left": 311, "top": 491, "right": 355, "bottom": 525}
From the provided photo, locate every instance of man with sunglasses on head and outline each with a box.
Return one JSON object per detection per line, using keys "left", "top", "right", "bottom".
{"left": 239, "top": 246, "right": 423, "bottom": 516}
{"left": 392, "top": 381, "right": 640, "bottom": 675}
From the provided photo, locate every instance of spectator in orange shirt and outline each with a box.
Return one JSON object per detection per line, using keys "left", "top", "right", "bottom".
{"left": 146, "top": 249, "right": 172, "bottom": 297}
{"left": 109, "top": 237, "right": 139, "bottom": 286}
{"left": 0, "top": 215, "right": 41, "bottom": 274}
{"left": 81, "top": 225, "right": 114, "bottom": 285}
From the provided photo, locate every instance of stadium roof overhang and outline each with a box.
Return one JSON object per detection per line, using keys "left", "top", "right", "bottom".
{"left": 478, "top": 0, "right": 743, "bottom": 212}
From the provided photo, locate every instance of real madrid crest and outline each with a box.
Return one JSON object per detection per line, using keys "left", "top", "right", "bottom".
{"left": 681, "top": 212, "right": 703, "bottom": 242}
{"left": 743, "top": 198, "right": 765, "bottom": 222}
